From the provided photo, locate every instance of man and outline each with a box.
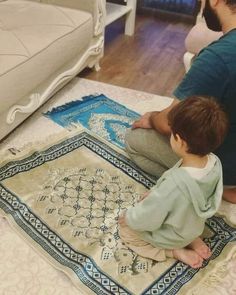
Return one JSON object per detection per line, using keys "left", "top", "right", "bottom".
{"left": 125, "top": 0, "right": 236, "bottom": 203}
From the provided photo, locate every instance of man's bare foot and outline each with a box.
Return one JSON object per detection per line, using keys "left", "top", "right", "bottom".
{"left": 223, "top": 187, "right": 236, "bottom": 204}
{"left": 173, "top": 248, "right": 203, "bottom": 269}
{"left": 188, "top": 237, "right": 211, "bottom": 259}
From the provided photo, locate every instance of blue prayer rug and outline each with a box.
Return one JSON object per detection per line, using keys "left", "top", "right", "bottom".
{"left": 44, "top": 94, "right": 140, "bottom": 148}
{"left": 0, "top": 130, "right": 235, "bottom": 294}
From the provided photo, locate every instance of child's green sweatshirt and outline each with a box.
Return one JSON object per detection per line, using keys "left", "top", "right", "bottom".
{"left": 126, "top": 155, "right": 223, "bottom": 249}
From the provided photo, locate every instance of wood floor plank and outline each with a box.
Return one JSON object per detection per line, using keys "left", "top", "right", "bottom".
{"left": 80, "top": 14, "right": 192, "bottom": 97}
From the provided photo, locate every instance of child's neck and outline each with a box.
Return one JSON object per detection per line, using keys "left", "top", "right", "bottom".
{"left": 181, "top": 153, "right": 209, "bottom": 169}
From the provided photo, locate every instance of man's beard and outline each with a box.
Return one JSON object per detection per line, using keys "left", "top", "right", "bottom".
{"left": 203, "top": 0, "right": 222, "bottom": 32}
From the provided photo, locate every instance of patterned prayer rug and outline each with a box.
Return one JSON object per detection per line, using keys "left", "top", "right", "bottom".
{"left": 0, "top": 129, "right": 236, "bottom": 295}
{"left": 44, "top": 94, "right": 140, "bottom": 148}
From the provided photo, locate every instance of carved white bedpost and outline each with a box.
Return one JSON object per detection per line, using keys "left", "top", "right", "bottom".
{"left": 94, "top": 0, "right": 106, "bottom": 36}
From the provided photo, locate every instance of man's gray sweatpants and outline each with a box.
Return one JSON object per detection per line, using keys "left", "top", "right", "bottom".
{"left": 125, "top": 128, "right": 179, "bottom": 177}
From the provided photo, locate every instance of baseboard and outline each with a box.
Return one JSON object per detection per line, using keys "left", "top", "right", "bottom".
{"left": 137, "top": 7, "right": 197, "bottom": 24}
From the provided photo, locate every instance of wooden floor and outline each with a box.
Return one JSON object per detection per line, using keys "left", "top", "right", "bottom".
{"left": 80, "top": 13, "right": 192, "bottom": 98}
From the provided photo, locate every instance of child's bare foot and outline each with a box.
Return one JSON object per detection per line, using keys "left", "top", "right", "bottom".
{"left": 188, "top": 237, "right": 211, "bottom": 259}
{"left": 173, "top": 248, "right": 203, "bottom": 269}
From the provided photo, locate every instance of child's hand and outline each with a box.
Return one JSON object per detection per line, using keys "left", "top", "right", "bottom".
{"left": 138, "top": 191, "right": 149, "bottom": 202}
{"left": 118, "top": 211, "right": 127, "bottom": 226}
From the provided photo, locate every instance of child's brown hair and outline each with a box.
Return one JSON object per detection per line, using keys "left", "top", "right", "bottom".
{"left": 168, "top": 96, "right": 229, "bottom": 156}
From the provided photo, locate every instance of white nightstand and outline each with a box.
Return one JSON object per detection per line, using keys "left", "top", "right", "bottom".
{"left": 106, "top": 0, "right": 137, "bottom": 35}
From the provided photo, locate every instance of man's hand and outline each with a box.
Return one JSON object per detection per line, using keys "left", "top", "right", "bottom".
{"left": 131, "top": 99, "right": 179, "bottom": 134}
{"left": 132, "top": 112, "right": 154, "bottom": 129}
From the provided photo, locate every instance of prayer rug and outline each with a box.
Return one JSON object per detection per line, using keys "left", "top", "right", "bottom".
{"left": 44, "top": 94, "right": 140, "bottom": 148}
{"left": 0, "top": 129, "right": 236, "bottom": 295}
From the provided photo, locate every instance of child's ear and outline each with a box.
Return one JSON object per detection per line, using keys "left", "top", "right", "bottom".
{"left": 175, "top": 134, "right": 182, "bottom": 144}
{"left": 175, "top": 134, "right": 188, "bottom": 150}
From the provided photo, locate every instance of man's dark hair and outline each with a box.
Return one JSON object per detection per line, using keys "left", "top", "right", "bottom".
{"left": 226, "top": 0, "right": 236, "bottom": 11}
{"left": 168, "top": 96, "right": 229, "bottom": 156}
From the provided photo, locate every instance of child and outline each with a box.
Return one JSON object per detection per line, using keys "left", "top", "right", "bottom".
{"left": 119, "top": 96, "right": 229, "bottom": 268}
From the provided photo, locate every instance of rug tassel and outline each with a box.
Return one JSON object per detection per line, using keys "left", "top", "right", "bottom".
{"left": 44, "top": 93, "right": 103, "bottom": 115}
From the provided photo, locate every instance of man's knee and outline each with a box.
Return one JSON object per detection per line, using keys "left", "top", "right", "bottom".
{"left": 125, "top": 128, "right": 158, "bottom": 153}
{"left": 125, "top": 128, "right": 179, "bottom": 170}
{"left": 124, "top": 128, "right": 134, "bottom": 149}
{"left": 125, "top": 128, "right": 143, "bottom": 155}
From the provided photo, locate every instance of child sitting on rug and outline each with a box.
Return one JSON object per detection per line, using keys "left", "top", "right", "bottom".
{"left": 119, "top": 96, "right": 229, "bottom": 269}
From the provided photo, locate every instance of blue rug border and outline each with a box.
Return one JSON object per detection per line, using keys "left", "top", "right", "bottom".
{"left": 0, "top": 131, "right": 236, "bottom": 295}
{"left": 45, "top": 94, "right": 139, "bottom": 114}
{"left": 44, "top": 94, "right": 140, "bottom": 124}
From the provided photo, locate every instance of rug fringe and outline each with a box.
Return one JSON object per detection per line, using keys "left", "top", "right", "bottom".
{"left": 44, "top": 93, "right": 103, "bottom": 115}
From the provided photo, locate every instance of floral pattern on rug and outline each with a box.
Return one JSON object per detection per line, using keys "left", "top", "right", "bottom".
{"left": 0, "top": 131, "right": 236, "bottom": 295}
{"left": 44, "top": 94, "right": 140, "bottom": 148}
